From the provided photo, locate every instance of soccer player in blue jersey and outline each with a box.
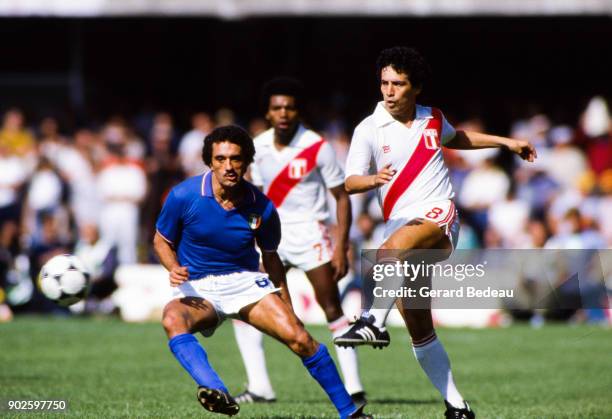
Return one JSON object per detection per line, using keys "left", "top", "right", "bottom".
{"left": 154, "top": 125, "right": 371, "bottom": 418}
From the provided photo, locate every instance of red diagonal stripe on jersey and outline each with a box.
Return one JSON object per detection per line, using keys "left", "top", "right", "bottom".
{"left": 266, "top": 139, "right": 325, "bottom": 208}
{"left": 382, "top": 108, "right": 443, "bottom": 221}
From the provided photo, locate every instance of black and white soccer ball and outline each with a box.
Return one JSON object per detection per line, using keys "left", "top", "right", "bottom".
{"left": 39, "top": 254, "right": 90, "bottom": 306}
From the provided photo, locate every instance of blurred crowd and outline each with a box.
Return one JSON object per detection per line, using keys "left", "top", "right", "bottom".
{"left": 0, "top": 96, "right": 611, "bottom": 321}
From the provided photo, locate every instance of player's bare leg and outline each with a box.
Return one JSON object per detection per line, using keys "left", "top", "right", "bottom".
{"left": 335, "top": 218, "right": 449, "bottom": 348}
{"left": 240, "top": 293, "right": 317, "bottom": 356}
{"left": 232, "top": 264, "right": 293, "bottom": 403}
{"left": 162, "top": 298, "right": 239, "bottom": 416}
{"left": 306, "top": 263, "right": 365, "bottom": 401}
{"left": 162, "top": 297, "right": 219, "bottom": 338}
{"left": 240, "top": 293, "right": 371, "bottom": 419}
{"left": 306, "top": 263, "right": 344, "bottom": 320}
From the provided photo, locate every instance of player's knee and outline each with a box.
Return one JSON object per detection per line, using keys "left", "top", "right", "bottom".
{"left": 161, "top": 308, "right": 188, "bottom": 337}
{"left": 287, "top": 328, "right": 316, "bottom": 356}
{"left": 377, "top": 241, "right": 407, "bottom": 261}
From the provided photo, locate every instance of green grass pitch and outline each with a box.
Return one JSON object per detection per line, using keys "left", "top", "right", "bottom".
{"left": 1, "top": 317, "right": 611, "bottom": 418}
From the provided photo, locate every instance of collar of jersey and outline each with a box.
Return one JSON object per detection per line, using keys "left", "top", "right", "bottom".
{"left": 373, "top": 102, "right": 433, "bottom": 128}
{"left": 200, "top": 171, "right": 256, "bottom": 205}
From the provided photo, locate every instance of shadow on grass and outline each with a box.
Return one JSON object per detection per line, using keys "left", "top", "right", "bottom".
{"left": 369, "top": 398, "right": 439, "bottom": 405}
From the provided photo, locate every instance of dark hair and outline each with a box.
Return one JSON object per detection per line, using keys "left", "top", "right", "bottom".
{"left": 376, "top": 47, "right": 431, "bottom": 89}
{"left": 261, "top": 77, "right": 304, "bottom": 111}
{"left": 202, "top": 125, "right": 255, "bottom": 166}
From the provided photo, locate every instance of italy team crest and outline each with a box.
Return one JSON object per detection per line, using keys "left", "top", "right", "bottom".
{"left": 248, "top": 214, "right": 262, "bottom": 229}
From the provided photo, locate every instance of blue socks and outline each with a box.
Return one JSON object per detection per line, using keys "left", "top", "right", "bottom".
{"left": 168, "top": 333, "right": 227, "bottom": 392}
{"left": 170, "top": 335, "right": 354, "bottom": 418}
{"left": 302, "top": 344, "right": 355, "bottom": 419}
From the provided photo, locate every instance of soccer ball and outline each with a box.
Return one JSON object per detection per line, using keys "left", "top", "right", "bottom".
{"left": 39, "top": 254, "right": 90, "bottom": 306}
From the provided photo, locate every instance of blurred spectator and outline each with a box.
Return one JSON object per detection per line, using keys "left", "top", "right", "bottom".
{"left": 96, "top": 131, "right": 147, "bottom": 265}
{"left": 545, "top": 208, "right": 606, "bottom": 249}
{"left": 487, "top": 185, "right": 530, "bottom": 248}
{"left": 21, "top": 157, "right": 68, "bottom": 245}
{"left": 38, "top": 117, "right": 68, "bottom": 162}
{"left": 458, "top": 155, "right": 510, "bottom": 238}
{"left": 28, "top": 210, "right": 72, "bottom": 280}
{"left": 55, "top": 129, "right": 100, "bottom": 229}
{"left": 515, "top": 164, "right": 559, "bottom": 219}
{"left": 149, "top": 112, "right": 177, "bottom": 153}
{"left": 515, "top": 219, "right": 550, "bottom": 249}
{"left": 103, "top": 118, "right": 146, "bottom": 162}
{"left": 215, "top": 107, "right": 236, "bottom": 126}
{"left": 546, "top": 125, "right": 588, "bottom": 189}
{"left": 0, "top": 143, "right": 30, "bottom": 255}
{"left": 178, "top": 112, "right": 214, "bottom": 177}
{"left": 0, "top": 108, "right": 35, "bottom": 157}
{"left": 142, "top": 117, "right": 183, "bottom": 259}
{"left": 581, "top": 96, "right": 610, "bottom": 139}
{"left": 575, "top": 96, "right": 612, "bottom": 175}
{"left": 597, "top": 169, "right": 612, "bottom": 245}
{"left": 74, "top": 223, "right": 119, "bottom": 313}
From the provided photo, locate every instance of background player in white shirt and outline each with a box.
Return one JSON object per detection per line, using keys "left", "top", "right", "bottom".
{"left": 233, "top": 78, "right": 366, "bottom": 405}
{"left": 334, "top": 47, "right": 536, "bottom": 419}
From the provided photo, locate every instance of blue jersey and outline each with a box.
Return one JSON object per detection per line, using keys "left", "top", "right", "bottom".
{"left": 155, "top": 172, "right": 281, "bottom": 279}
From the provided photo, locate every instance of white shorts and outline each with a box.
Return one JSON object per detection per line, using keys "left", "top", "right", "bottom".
{"left": 384, "top": 199, "right": 460, "bottom": 251}
{"left": 278, "top": 220, "right": 333, "bottom": 272}
{"left": 172, "top": 271, "right": 280, "bottom": 336}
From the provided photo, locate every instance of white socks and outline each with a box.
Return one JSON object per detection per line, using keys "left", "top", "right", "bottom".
{"left": 366, "top": 308, "right": 392, "bottom": 330}
{"left": 232, "top": 321, "right": 276, "bottom": 399}
{"left": 329, "top": 316, "right": 364, "bottom": 395}
{"left": 412, "top": 334, "right": 465, "bottom": 408}
{"left": 366, "top": 257, "right": 404, "bottom": 330}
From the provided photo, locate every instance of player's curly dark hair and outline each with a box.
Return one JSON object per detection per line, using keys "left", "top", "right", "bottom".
{"left": 376, "top": 47, "right": 431, "bottom": 89}
{"left": 261, "top": 77, "right": 304, "bottom": 111}
{"left": 202, "top": 125, "right": 255, "bottom": 167}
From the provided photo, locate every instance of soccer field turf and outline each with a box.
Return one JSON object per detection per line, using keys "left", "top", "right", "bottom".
{"left": 1, "top": 317, "right": 610, "bottom": 418}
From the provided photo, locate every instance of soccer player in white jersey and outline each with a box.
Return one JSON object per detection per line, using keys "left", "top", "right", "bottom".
{"left": 233, "top": 78, "right": 366, "bottom": 405}
{"left": 334, "top": 47, "right": 537, "bottom": 419}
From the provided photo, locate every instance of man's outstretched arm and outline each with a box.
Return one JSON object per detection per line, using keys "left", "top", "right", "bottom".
{"left": 445, "top": 130, "right": 537, "bottom": 162}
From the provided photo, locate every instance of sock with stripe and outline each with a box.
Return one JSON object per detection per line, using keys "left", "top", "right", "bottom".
{"left": 168, "top": 333, "right": 228, "bottom": 392}
{"left": 412, "top": 334, "right": 465, "bottom": 408}
{"left": 232, "top": 320, "right": 276, "bottom": 399}
{"left": 302, "top": 344, "right": 356, "bottom": 418}
{"left": 330, "top": 316, "right": 363, "bottom": 395}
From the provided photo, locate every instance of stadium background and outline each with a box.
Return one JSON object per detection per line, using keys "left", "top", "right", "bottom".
{"left": 1, "top": 2, "right": 611, "bottom": 417}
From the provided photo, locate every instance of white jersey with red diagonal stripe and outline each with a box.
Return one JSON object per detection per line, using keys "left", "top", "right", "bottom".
{"left": 345, "top": 103, "right": 456, "bottom": 221}
{"left": 251, "top": 125, "right": 345, "bottom": 224}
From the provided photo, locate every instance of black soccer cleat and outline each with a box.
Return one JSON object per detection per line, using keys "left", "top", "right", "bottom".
{"left": 234, "top": 389, "right": 276, "bottom": 404}
{"left": 348, "top": 401, "right": 373, "bottom": 419}
{"left": 350, "top": 391, "right": 367, "bottom": 406}
{"left": 196, "top": 387, "right": 240, "bottom": 416}
{"left": 444, "top": 400, "right": 475, "bottom": 419}
{"left": 333, "top": 315, "right": 391, "bottom": 349}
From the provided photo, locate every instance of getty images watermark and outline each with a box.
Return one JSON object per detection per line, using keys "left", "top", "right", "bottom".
{"left": 360, "top": 249, "right": 610, "bottom": 310}
{"left": 371, "top": 259, "right": 514, "bottom": 299}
